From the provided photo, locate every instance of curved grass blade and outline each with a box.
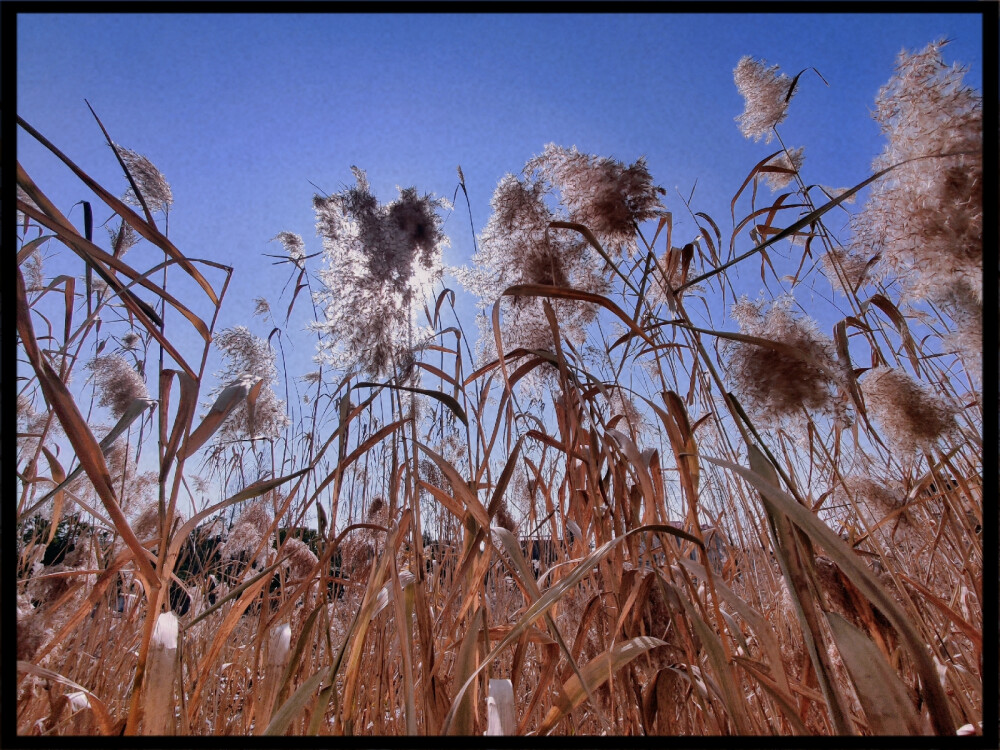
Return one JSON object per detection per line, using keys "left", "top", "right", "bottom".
{"left": 354, "top": 381, "right": 468, "bottom": 427}
{"left": 536, "top": 636, "right": 666, "bottom": 735}
{"left": 826, "top": 612, "right": 929, "bottom": 734}
{"left": 503, "top": 284, "right": 654, "bottom": 347}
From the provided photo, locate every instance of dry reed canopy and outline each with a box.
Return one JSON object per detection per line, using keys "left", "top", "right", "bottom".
{"left": 14, "top": 37, "right": 984, "bottom": 739}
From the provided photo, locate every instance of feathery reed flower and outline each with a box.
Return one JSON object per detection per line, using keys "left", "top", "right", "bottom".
{"left": 850, "top": 41, "right": 982, "bottom": 305}
{"left": 456, "top": 170, "right": 610, "bottom": 386}
{"left": 525, "top": 143, "right": 664, "bottom": 256}
{"left": 861, "top": 367, "right": 959, "bottom": 454}
{"left": 86, "top": 355, "right": 149, "bottom": 419}
{"left": 16, "top": 185, "right": 40, "bottom": 226}
{"left": 252, "top": 297, "right": 270, "bottom": 317}
{"left": 281, "top": 538, "right": 318, "bottom": 580}
{"left": 724, "top": 296, "right": 843, "bottom": 423}
{"left": 212, "top": 326, "right": 289, "bottom": 441}
{"left": 837, "top": 474, "right": 914, "bottom": 539}
{"left": 494, "top": 505, "right": 517, "bottom": 534}
{"left": 114, "top": 144, "right": 173, "bottom": 213}
{"left": 272, "top": 231, "right": 306, "bottom": 264}
{"left": 221, "top": 502, "right": 272, "bottom": 560}
{"left": 22, "top": 246, "right": 45, "bottom": 291}
{"left": 734, "top": 56, "right": 795, "bottom": 142}
{"left": 941, "top": 288, "right": 982, "bottom": 382}
{"left": 17, "top": 592, "right": 47, "bottom": 661}
{"left": 311, "top": 168, "right": 448, "bottom": 378}
{"left": 120, "top": 331, "right": 142, "bottom": 350}
{"left": 763, "top": 147, "right": 805, "bottom": 191}
{"left": 819, "top": 247, "right": 871, "bottom": 297}
{"left": 107, "top": 220, "right": 140, "bottom": 257}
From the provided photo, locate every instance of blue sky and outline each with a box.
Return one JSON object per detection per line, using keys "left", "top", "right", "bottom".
{"left": 17, "top": 11, "right": 984, "bottom": 495}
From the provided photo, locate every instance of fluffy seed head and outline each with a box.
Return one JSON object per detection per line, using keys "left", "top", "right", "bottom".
{"left": 819, "top": 247, "right": 871, "bottom": 297}
{"left": 222, "top": 502, "right": 273, "bottom": 560}
{"left": 455, "top": 171, "right": 610, "bottom": 393}
{"left": 850, "top": 40, "right": 982, "bottom": 305}
{"left": 114, "top": 144, "right": 173, "bottom": 213}
{"left": 281, "top": 538, "right": 318, "bottom": 580}
{"left": 941, "top": 288, "right": 982, "bottom": 383}
{"left": 86, "top": 355, "right": 149, "bottom": 418}
{"left": 734, "top": 56, "right": 794, "bottom": 142}
{"left": 212, "top": 326, "right": 289, "bottom": 441}
{"left": 525, "top": 143, "right": 664, "bottom": 255}
{"left": 838, "top": 474, "right": 911, "bottom": 531}
{"left": 763, "top": 147, "right": 805, "bottom": 191}
{"left": 724, "top": 297, "right": 842, "bottom": 422}
{"left": 107, "top": 221, "right": 140, "bottom": 257}
{"left": 311, "top": 169, "right": 447, "bottom": 378}
{"left": 861, "top": 367, "right": 960, "bottom": 454}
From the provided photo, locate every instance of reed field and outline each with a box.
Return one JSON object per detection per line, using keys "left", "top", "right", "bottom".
{"left": 15, "top": 41, "right": 984, "bottom": 737}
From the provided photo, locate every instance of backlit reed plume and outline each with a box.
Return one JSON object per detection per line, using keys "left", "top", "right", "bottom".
{"left": 458, "top": 173, "right": 609, "bottom": 377}
{"left": 221, "top": 502, "right": 273, "bottom": 562}
{"left": 734, "top": 56, "right": 795, "bottom": 142}
{"left": 107, "top": 220, "right": 140, "bottom": 257}
{"left": 724, "top": 296, "right": 842, "bottom": 423}
{"left": 86, "top": 354, "right": 149, "bottom": 419}
{"left": 837, "top": 474, "right": 912, "bottom": 532}
{"left": 941, "top": 289, "right": 983, "bottom": 383}
{"left": 272, "top": 231, "right": 307, "bottom": 265}
{"left": 524, "top": 143, "right": 664, "bottom": 256}
{"left": 459, "top": 142, "right": 660, "bottom": 388}
{"left": 861, "top": 367, "right": 959, "bottom": 454}
{"left": 819, "top": 246, "right": 871, "bottom": 297}
{"left": 281, "top": 537, "right": 319, "bottom": 581}
{"left": 212, "top": 326, "right": 289, "bottom": 441}
{"left": 763, "top": 146, "right": 805, "bottom": 190}
{"left": 114, "top": 144, "right": 174, "bottom": 214}
{"left": 310, "top": 168, "right": 448, "bottom": 379}
{"left": 22, "top": 245, "right": 45, "bottom": 291}
{"left": 850, "top": 40, "right": 982, "bottom": 306}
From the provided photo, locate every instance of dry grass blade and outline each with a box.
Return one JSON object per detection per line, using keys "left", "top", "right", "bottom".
{"left": 703, "top": 453, "right": 957, "bottom": 735}
{"left": 747, "top": 445, "right": 854, "bottom": 735}
{"left": 502, "top": 283, "right": 655, "bottom": 347}
{"left": 16, "top": 268, "right": 158, "bottom": 585}
{"left": 338, "top": 514, "right": 411, "bottom": 733}
{"left": 665, "top": 579, "right": 754, "bottom": 735}
{"left": 441, "top": 523, "right": 702, "bottom": 734}
{"left": 678, "top": 557, "right": 793, "bottom": 700}
{"left": 354, "top": 381, "right": 468, "bottom": 426}
{"left": 17, "top": 662, "right": 116, "bottom": 735}
{"left": 680, "top": 149, "right": 979, "bottom": 292}
{"left": 415, "top": 441, "right": 490, "bottom": 529}
{"left": 179, "top": 374, "right": 258, "bottom": 458}
{"left": 18, "top": 111, "right": 220, "bottom": 305}
{"left": 22, "top": 397, "right": 156, "bottom": 521}
{"left": 158, "top": 368, "right": 199, "bottom": 482}
{"left": 861, "top": 293, "right": 923, "bottom": 375}
{"left": 449, "top": 606, "right": 484, "bottom": 735}
{"left": 39, "top": 446, "right": 66, "bottom": 543}
{"left": 825, "top": 612, "right": 929, "bottom": 734}
{"left": 536, "top": 636, "right": 667, "bottom": 735}
{"left": 254, "top": 624, "right": 292, "bottom": 735}
{"left": 485, "top": 679, "right": 516, "bottom": 735}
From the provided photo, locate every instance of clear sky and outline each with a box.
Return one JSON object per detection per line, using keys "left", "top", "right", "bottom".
{"left": 16, "top": 11, "right": 985, "bottom": 491}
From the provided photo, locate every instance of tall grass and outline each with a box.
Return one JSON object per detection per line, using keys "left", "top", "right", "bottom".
{"left": 16, "top": 41, "right": 983, "bottom": 737}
